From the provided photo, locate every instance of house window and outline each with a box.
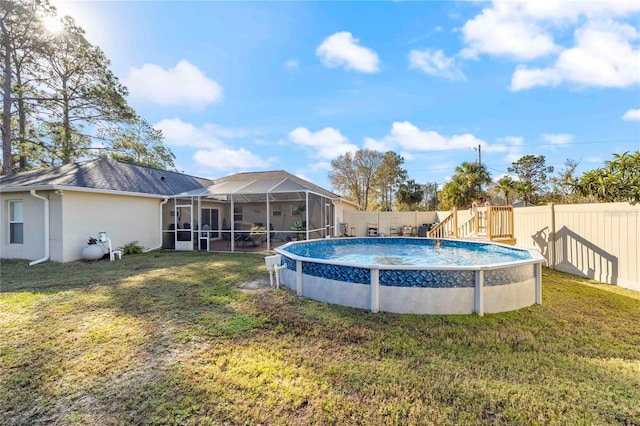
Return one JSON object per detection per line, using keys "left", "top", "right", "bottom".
{"left": 233, "top": 206, "right": 243, "bottom": 222}
{"left": 9, "top": 200, "right": 24, "bottom": 244}
{"left": 272, "top": 207, "right": 282, "bottom": 217}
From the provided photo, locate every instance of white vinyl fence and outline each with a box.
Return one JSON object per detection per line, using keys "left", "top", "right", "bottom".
{"left": 513, "top": 202, "right": 639, "bottom": 292}
{"left": 344, "top": 203, "right": 640, "bottom": 291}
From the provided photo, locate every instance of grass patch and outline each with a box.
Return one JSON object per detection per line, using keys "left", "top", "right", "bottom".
{"left": 1, "top": 253, "right": 639, "bottom": 425}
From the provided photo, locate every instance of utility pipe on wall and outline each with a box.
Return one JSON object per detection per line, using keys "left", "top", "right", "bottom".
{"left": 29, "top": 190, "right": 49, "bottom": 266}
{"left": 145, "top": 197, "right": 169, "bottom": 252}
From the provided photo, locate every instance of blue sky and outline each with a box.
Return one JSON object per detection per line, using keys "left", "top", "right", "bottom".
{"left": 54, "top": 0, "right": 639, "bottom": 192}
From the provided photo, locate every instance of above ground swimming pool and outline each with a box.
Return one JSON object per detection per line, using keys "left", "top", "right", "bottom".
{"left": 275, "top": 237, "right": 545, "bottom": 315}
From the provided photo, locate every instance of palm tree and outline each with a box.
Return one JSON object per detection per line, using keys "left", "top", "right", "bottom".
{"left": 396, "top": 179, "right": 424, "bottom": 211}
{"left": 441, "top": 162, "right": 492, "bottom": 209}
{"left": 455, "top": 161, "right": 492, "bottom": 203}
{"left": 494, "top": 176, "right": 516, "bottom": 205}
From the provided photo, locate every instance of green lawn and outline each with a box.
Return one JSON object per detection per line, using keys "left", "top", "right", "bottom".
{"left": 1, "top": 252, "right": 639, "bottom": 425}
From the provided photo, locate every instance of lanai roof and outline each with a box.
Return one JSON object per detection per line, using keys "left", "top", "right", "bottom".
{"left": 175, "top": 170, "right": 338, "bottom": 199}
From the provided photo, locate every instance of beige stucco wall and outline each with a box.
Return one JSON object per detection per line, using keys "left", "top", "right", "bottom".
{"left": 333, "top": 200, "right": 358, "bottom": 236}
{"left": 0, "top": 191, "right": 48, "bottom": 261}
{"left": 49, "top": 192, "right": 64, "bottom": 262}
{"left": 60, "top": 191, "right": 163, "bottom": 262}
{"left": 514, "top": 202, "right": 640, "bottom": 291}
{"left": 343, "top": 211, "right": 439, "bottom": 236}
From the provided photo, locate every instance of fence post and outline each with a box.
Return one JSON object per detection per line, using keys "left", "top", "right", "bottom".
{"left": 509, "top": 205, "right": 514, "bottom": 240}
{"left": 549, "top": 203, "right": 556, "bottom": 270}
{"left": 486, "top": 203, "right": 492, "bottom": 241}
{"left": 473, "top": 202, "right": 479, "bottom": 235}
{"left": 453, "top": 206, "right": 458, "bottom": 238}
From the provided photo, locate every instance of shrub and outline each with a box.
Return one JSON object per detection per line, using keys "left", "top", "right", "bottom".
{"left": 118, "top": 241, "right": 144, "bottom": 255}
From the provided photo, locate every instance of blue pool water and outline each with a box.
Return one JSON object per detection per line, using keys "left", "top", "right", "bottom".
{"left": 282, "top": 238, "right": 531, "bottom": 267}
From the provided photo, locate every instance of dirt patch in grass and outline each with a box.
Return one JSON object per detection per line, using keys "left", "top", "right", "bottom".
{"left": 1, "top": 254, "right": 639, "bottom": 425}
{"left": 237, "top": 277, "right": 273, "bottom": 293}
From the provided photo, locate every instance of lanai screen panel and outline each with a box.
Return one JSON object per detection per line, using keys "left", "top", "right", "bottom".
{"left": 307, "top": 193, "right": 333, "bottom": 239}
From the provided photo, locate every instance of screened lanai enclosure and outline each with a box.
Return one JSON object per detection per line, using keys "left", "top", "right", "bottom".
{"left": 161, "top": 173, "right": 338, "bottom": 253}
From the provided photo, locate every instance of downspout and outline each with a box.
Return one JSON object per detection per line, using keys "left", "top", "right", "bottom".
{"left": 29, "top": 190, "right": 49, "bottom": 266}
{"left": 144, "top": 197, "right": 169, "bottom": 252}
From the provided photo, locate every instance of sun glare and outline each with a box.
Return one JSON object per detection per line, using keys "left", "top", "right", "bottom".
{"left": 42, "top": 16, "right": 64, "bottom": 34}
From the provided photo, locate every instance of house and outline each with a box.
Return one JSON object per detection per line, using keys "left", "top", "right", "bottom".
{"left": 0, "top": 159, "right": 355, "bottom": 263}
{"left": 168, "top": 169, "right": 350, "bottom": 252}
{"left": 0, "top": 158, "right": 212, "bottom": 264}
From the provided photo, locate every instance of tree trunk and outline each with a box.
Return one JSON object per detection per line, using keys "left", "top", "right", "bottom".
{"left": 1, "top": 23, "right": 12, "bottom": 175}
{"left": 15, "top": 70, "right": 26, "bottom": 170}
{"left": 62, "top": 84, "right": 71, "bottom": 164}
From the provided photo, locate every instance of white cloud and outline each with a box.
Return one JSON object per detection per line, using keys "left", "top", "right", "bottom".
{"left": 542, "top": 133, "right": 574, "bottom": 145}
{"left": 316, "top": 31, "right": 380, "bottom": 73}
{"left": 494, "top": 136, "right": 525, "bottom": 162}
{"left": 308, "top": 161, "right": 331, "bottom": 172}
{"left": 460, "top": 2, "right": 558, "bottom": 61}
{"left": 125, "top": 60, "right": 223, "bottom": 107}
{"left": 409, "top": 49, "right": 466, "bottom": 81}
{"left": 154, "top": 118, "right": 268, "bottom": 172}
{"left": 295, "top": 173, "right": 313, "bottom": 183}
{"left": 193, "top": 148, "right": 270, "bottom": 171}
{"left": 505, "top": 152, "right": 523, "bottom": 163}
{"left": 365, "top": 121, "right": 487, "bottom": 153}
{"left": 459, "top": 2, "right": 640, "bottom": 91}
{"left": 284, "top": 59, "right": 299, "bottom": 71}
{"left": 510, "top": 66, "right": 562, "bottom": 91}
{"left": 288, "top": 127, "right": 358, "bottom": 159}
{"left": 363, "top": 136, "right": 389, "bottom": 152}
{"left": 497, "top": 136, "right": 524, "bottom": 145}
{"left": 622, "top": 109, "right": 640, "bottom": 121}
{"left": 155, "top": 118, "right": 248, "bottom": 149}
{"left": 460, "top": 1, "right": 640, "bottom": 62}
{"left": 511, "top": 1, "right": 640, "bottom": 22}
{"left": 511, "top": 20, "right": 640, "bottom": 91}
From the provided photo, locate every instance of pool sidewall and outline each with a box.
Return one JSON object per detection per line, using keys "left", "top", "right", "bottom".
{"left": 276, "top": 237, "right": 544, "bottom": 315}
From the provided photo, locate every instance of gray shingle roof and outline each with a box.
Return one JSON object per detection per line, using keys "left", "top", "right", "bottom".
{"left": 0, "top": 158, "right": 212, "bottom": 196}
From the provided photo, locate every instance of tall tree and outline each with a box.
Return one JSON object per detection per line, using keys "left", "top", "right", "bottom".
{"left": 0, "top": 0, "right": 53, "bottom": 174}
{"left": 494, "top": 175, "right": 516, "bottom": 205}
{"left": 420, "top": 181, "right": 439, "bottom": 211}
{"left": 98, "top": 116, "right": 176, "bottom": 170}
{"left": 1, "top": 1, "right": 174, "bottom": 173}
{"left": 0, "top": 2, "right": 12, "bottom": 174}
{"left": 508, "top": 155, "right": 553, "bottom": 206}
{"left": 549, "top": 158, "right": 580, "bottom": 203}
{"left": 572, "top": 151, "right": 640, "bottom": 205}
{"left": 375, "top": 151, "right": 406, "bottom": 211}
{"left": 9, "top": 1, "right": 56, "bottom": 171}
{"left": 329, "top": 149, "right": 384, "bottom": 211}
{"left": 0, "top": 0, "right": 25, "bottom": 174}
{"left": 38, "top": 15, "right": 132, "bottom": 165}
{"left": 396, "top": 179, "right": 424, "bottom": 211}
{"left": 439, "top": 161, "right": 491, "bottom": 209}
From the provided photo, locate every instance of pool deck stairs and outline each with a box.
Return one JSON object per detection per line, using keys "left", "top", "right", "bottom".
{"left": 428, "top": 203, "right": 516, "bottom": 245}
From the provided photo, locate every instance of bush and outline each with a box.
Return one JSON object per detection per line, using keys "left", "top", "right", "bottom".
{"left": 118, "top": 241, "right": 144, "bottom": 255}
